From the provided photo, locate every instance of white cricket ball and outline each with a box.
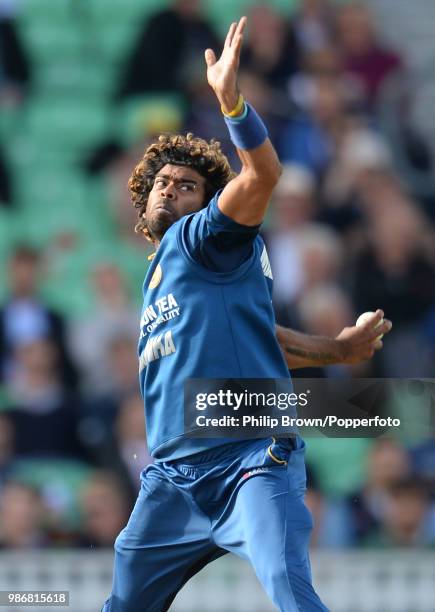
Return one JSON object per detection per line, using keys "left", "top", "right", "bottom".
{"left": 356, "top": 311, "right": 384, "bottom": 340}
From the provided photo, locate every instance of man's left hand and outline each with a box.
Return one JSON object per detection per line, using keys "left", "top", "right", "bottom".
{"left": 335, "top": 309, "right": 392, "bottom": 365}
{"left": 205, "top": 17, "right": 247, "bottom": 113}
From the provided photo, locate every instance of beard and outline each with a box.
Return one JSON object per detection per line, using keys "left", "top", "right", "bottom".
{"left": 146, "top": 204, "right": 178, "bottom": 242}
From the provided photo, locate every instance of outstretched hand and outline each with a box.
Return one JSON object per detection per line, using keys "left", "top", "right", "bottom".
{"left": 205, "top": 17, "right": 247, "bottom": 113}
{"left": 336, "top": 309, "right": 392, "bottom": 365}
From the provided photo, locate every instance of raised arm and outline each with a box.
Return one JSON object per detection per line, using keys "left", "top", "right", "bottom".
{"left": 276, "top": 310, "right": 392, "bottom": 369}
{"left": 205, "top": 17, "right": 282, "bottom": 226}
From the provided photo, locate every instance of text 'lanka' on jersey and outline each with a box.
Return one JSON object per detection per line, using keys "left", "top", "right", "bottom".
{"left": 138, "top": 193, "right": 291, "bottom": 461}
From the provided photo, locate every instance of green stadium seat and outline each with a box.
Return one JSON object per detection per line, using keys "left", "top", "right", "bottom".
{"left": 95, "top": 24, "right": 145, "bottom": 66}
{"left": 87, "top": 0, "right": 167, "bottom": 24}
{"left": 305, "top": 438, "right": 374, "bottom": 497}
{"left": 115, "top": 94, "right": 186, "bottom": 147}
{"left": 18, "top": 23, "right": 83, "bottom": 64}
{"left": 9, "top": 0, "right": 303, "bottom": 320}
{"left": 40, "top": 241, "right": 102, "bottom": 318}
{"left": 111, "top": 239, "right": 152, "bottom": 305}
{"left": 23, "top": 96, "right": 113, "bottom": 155}
{"left": 204, "top": 0, "right": 298, "bottom": 35}
{"left": 0, "top": 204, "right": 12, "bottom": 237}
{"left": 15, "top": 179, "right": 113, "bottom": 243}
{"left": 19, "top": 0, "right": 73, "bottom": 23}
{"left": 33, "top": 59, "right": 114, "bottom": 99}
{"left": 0, "top": 105, "right": 23, "bottom": 141}
{"left": 40, "top": 235, "right": 148, "bottom": 317}
{"left": 0, "top": 209, "right": 15, "bottom": 291}
{"left": 0, "top": 386, "right": 12, "bottom": 411}
{"left": 9, "top": 458, "right": 93, "bottom": 530}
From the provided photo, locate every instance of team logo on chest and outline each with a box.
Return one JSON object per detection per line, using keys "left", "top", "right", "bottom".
{"left": 140, "top": 292, "right": 181, "bottom": 339}
{"left": 149, "top": 263, "right": 162, "bottom": 289}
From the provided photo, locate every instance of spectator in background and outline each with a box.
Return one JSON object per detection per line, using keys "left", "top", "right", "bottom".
{"left": 267, "top": 169, "right": 345, "bottom": 335}
{"left": 410, "top": 425, "right": 435, "bottom": 487}
{"left": 321, "top": 127, "right": 392, "bottom": 212}
{"left": 77, "top": 471, "right": 131, "bottom": 548}
{"left": 292, "top": 0, "right": 334, "bottom": 54}
{"left": 106, "top": 335, "right": 141, "bottom": 401}
{"left": 271, "top": 222, "right": 345, "bottom": 335}
{"left": 297, "top": 225, "right": 343, "bottom": 292}
{"left": 296, "top": 284, "right": 354, "bottom": 377}
{"left": 5, "top": 337, "right": 83, "bottom": 460}
{"left": 0, "top": 148, "right": 11, "bottom": 208}
{"left": 363, "top": 478, "right": 434, "bottom": 548}
{"left": 335, "top": 3, "right": 403, "bottom": 111}
{"left": 101, "top": 143, "right": 159, "bottom": 247}
{"left": 305, "top": 466, "right": 353, "bottom": 548}
{"left": 0, "top": 7, "right": 30, "bottom": 208}
{"left": 68, "top": 261, "right": 139, "bottom": 395}
{"left": 185, "top": 68, "right": 292, "bottom": 169}
{"left": 241, "top": 3, "right": 299, "bottom": 91}
{"left": 267, "top": 164, "right": 317, "bottom": 325}
{"left": 0, "top": 413, "right": 13, "bottom": 488}
{"left": 316, "top": 126, "right": 394, "bottom": 234}
{"left": 0, "top": 482, "right": 48, "bottom": 549}
{"left": 115, "top": 394, "right": 153, "bottom": 490}
{"left": 352, "top": 197, "right": 435, "bottom": 376}
{"left": 117, "top": 0, "right": 219, "bottom": 98}
{"left": 183, "top": 5, "right": 299, "bottom": 158}
{"left": 0, "top": 13, "right": 31, "bottom": 104}
{"left": 272, "top": 164, "right": 318, "bottom": 230}
{"left": 81, "top": 393, "right": 154, "bottom": 499}
{"left": 279, "top": 75, "right": 359, "bottom": 176}
{"left": 296, "top": 44, "right": 343, "bottom": 83}
{"left": 0, "top": 246, "right": 78, "bottom": 387}
{"left": 77, "top": 334, "right": 140, "bottom": 462}
{"left": 298, "top": 284, "right": 353, "bottom": 340}
{"left": 345, "top": 439, "right": 411, "bottom": 546}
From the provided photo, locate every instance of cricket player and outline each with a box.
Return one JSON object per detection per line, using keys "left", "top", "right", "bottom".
{"left": 102, "top": 17, "right": 391, "bottom": 611}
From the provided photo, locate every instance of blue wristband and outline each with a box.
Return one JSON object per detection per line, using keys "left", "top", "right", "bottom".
{"left": 224, "top": 103, "right": 268, "bottom": 150}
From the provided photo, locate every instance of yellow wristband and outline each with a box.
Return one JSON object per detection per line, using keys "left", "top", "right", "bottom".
{"left": 221, "top": 94, "right": 245, "bottom": 118}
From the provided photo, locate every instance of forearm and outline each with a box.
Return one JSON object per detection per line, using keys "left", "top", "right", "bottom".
{"left": 221, "top": 96, "right": 281, "bottom": 186}
{"left": 205, "top": 17, "right": 281, "bottom": 224}
{"left": 217, "top": 92, "right": 282, "bottom": 224}
{"left": 237, "top": 139, "right": 282, "bottom": 186}
{"left": 276, "top": 325, "right": 343, "bottom": 370}
{"left": 218, "top": 135, "right": 281, "bottom": 225}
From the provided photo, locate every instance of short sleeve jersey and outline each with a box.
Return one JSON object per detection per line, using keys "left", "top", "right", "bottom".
{"left": 138, "top": 192, "right": 290, "bottom": 461}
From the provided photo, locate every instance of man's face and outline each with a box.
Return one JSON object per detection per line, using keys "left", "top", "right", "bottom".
{"left": 145, "top": 164, "right": 206, "bottom": 242}
{"left": 9, "top": 255, "right": 39, "bottom": 297}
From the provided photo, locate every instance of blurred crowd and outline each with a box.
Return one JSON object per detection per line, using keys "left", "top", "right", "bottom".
{"left": 1, "top": 0, "right": 435, "bottom": 551}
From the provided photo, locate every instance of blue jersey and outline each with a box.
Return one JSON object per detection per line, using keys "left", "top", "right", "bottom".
{"left": 138, "top": 193, "right": 291, "bottom": 461}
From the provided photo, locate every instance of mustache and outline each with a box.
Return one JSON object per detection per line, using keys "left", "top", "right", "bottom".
{"left": 156, "top": 198, "right": 174, "bottom": 211}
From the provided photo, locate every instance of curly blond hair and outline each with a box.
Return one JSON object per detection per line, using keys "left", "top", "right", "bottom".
{"left": 128, "top": 133, "right": 235, "bottom": 242}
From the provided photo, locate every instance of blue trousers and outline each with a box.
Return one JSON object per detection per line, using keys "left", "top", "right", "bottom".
{"left": 102, "top": 437, "right": 329, "bottom": 612}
